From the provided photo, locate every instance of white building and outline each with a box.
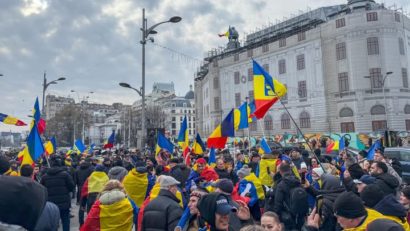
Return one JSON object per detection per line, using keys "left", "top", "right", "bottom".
{"left": 45, "top": 95, "right": 75, "bottom": 119}
{"left": 195, "top": 0, "right": 410, "bottom": 138}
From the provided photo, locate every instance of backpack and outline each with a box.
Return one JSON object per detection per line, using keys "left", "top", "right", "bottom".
{"left": 288, "top": 186, "right": 309, "bottom": 216}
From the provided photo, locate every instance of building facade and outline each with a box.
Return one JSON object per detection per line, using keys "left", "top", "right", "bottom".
{"left": 195, "top": 0, "right": 410, "bottom": 138}
{"left": 45, "top": 95, "right": 75, "bottom": 119}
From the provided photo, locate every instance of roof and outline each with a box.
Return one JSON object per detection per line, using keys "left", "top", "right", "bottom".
{"left": 185, "top": 90, "right": 194, "bottom": 99}
{"left": 152, "top": 82, "right": 175, "bottom": 94}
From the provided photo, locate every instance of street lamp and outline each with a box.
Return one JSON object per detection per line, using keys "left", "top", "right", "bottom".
{"left": 42, "top": 71, "right": 66, "bottom": 117}
{"left": 138, "top": 8, "right": 181, "bottom": 149}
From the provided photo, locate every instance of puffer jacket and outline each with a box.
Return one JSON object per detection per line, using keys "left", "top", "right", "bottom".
{"left": 142, "top": 189, "right": 183, "bottom": 231}
{"left": 373, "top": 194, "right": 410, "bottom": 230}
{"left": 41, "top": 167, "right": 75, "bottom": 210}
{"left": 374, "top": 173, "right": 399, "bottom": 196}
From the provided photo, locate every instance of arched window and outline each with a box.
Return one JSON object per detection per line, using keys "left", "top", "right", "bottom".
{"left": 299, "top": 111, "right": 311, "bottom": 128}
{"left": 405, "top": 105, "right": 410, "bottom": 114}
{"left": 281, "top": 113, "right": 290, "bottom": 129}
{"left": 370, "top": 105, "right": 386, "bottom": 115}
{"left": 264, "top": 115, "right": 273, "bottom": 130}
{"left": 339, "top": 107, "right": 354, "bottom": 117}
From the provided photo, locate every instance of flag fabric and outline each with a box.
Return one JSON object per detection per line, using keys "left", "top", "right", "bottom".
{"left": 248, "top": 100, "right": 256, "bottom": 122}
{"left": 250, "top": 97, "right": 278, "bottom": 120}
{"left": 258, "top": 158, "right": 280, "bottom": 186}
{"left": 207, "top": 109, "right": 235, "bottom": 148}
{"left": 258, "top": 138, "right": 272, "bottom": 154}
{"left": 175, "top": 207, "right": 191, "bottom": 231}
{"left": 31, "top": 97, "right": 46, "bottom": 134}
{"left": 326, "top": 140, "right": 339, "bottom": 154}
{"left": 238, "top": 173, "right": 265, "bottom": 206}
{"left": 155, "top": 133, "right": 175, "bottom": 155}
{"left": 73, "top": 139, "right": 86, "bottom": 154}
{"left": 208, "top": 148, "right": 216, "bottom": 167}
{"left": 0, "top": 113, "right": 27, "bottom": 126}
{"left": 177, "top": 116, "right": 189, "bottom": 150}
{"left": 123, "top": 168, "right": 156, "bottom": 207}
{"left": 103, "top": 130, "right": 115, "bottom": 149}
{"left": 80, "top": 197, "right": 138, "bottom": 231}
{"left": 339, "top": 136, "right": 345, "bottom": 152}
{"left": 234, "top": 102, "right": 249, "bottom": 130}
{"left": 44, "top": 137, "right": 57, "bottom": 156}
{"left": 21, "top": 120, "right": 45, "bottom": 166}
{"left": 192, "top": 133, "right": 206, "bottom": 155}
{"left": 218, "top": 30, "right": 229, "bottom": 37}
{"left": 85, "top": 144, "right": 95, "bottom": 155}
{"left": 81, "top": 171, "right": 109, "bottom": 200}
{"left": 252, "top": 60, "right": 287, "bottom": 109}
{"left": 367, "top": 140, "right": 381, "bottom": 160}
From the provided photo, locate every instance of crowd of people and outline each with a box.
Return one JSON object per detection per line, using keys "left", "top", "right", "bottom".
{"left": 0, "top": 142, "right": 409, "bottom": 231}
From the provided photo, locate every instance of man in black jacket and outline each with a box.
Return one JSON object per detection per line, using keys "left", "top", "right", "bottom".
{"left": 142, "top": 175, "right": 183, "bottom": 231}
{"left": 41, "top": 156, "right": 75, "bottom": 231}
{"left": 369, "top": 161, "right": 400, "bottom": 197}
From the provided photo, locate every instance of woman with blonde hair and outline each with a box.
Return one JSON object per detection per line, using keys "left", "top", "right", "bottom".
{"left": 81, "top": 180, "right": 138, "bottom": 231}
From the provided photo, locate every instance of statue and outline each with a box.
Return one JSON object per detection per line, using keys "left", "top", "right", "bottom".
{"left": 218, "top": 26, "right": 240, "bottom": 50}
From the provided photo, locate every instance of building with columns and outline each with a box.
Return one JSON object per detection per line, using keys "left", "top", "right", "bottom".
{"left": 195, "top": 0, "right": 410, "bottom": 138}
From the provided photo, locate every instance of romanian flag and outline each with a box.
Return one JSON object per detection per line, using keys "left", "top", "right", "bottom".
{"left": 21, "top": 120, "right": 45, "bottom": 166}
{"left": 192, "top": 133, "right": 205, "bottom": 155}
{"left": 326, "top": 139, "right": 339, "bottom": 154}
{"left": 367, "top": 140, "right": 381, "bottom": 160}
{"left": 0, "top": 113, "right": 26, "bottom": 126}
{"left": 155, "top": 132, "right": 174, "bottom": 155}
{"left": 123, "top": 168, "right": 156, "bottom": 207}
{"left": 80, "top": 197, "right": 138, "bottom": 231}
{"left": 258, "top": 158, "right": 280, "bottom": 186}
{"left": 177, "top": 115, "right": 189, "bottom": 150}
{"left": 252, "top": 60, "right": 287, "bottom": 117}
{"left": 85, "top": 144, "right": 95, "bottom": 155}
{"left": 258, "top": 138, "right": 272, "bottom": 154}
{"left": 31, "top": 97, "right": 46, "bottom": 134}
{"left": 81, "top": 171, "right": 109, "bottom": 199}
{"left": 248, "top": 100, "right": 256, "bottom": 121}
{"left": 208, "top": 148, "right": 216, "bottom": 167}
{"left": 73, "top": 139, "right": 86, "bottom": 154}
{"left": 238, "top": 173, "right": 265, "bottom": 206}
{"left": 103, "top": 130, "right": 115, "bottom": 149}
{"left": 234, "top": 102, "right": 250, "bottom": 130}
{"left": 218, "top": 30, "right": 230, "bottom": 37}
{"left": 44, "top": 137, "right": 57, "bottom": 156}
{"left": 207, "top": 109, "right": 235, "bottom": 149}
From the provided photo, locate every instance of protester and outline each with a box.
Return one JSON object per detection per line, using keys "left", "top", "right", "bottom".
{"left": 80, "top": 164, "right": 109, "bottom": 213}
{"left": 353, "top": 175, "right": 376, "bottom": 193}
{"left": 260, "top": 211, "right": 284, "bottom": 231}
{"left": 20, "top": 164, "right": 34, "bottom": 178}
{"left": 369, "top": 161, "right": 400, "bottom": 196}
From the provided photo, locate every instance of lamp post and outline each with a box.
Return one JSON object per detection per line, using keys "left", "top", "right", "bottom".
{"left": 120, "top": 82, "right": 142, "bottom": 148}
{"left": 136, "top": 9, "right": 181, "bottom": 149}
{"left": 71, "top": 90, "right": 94, "bottom": 142}
{"left": 42, "top": 71, "right": 66, "bottom": 117}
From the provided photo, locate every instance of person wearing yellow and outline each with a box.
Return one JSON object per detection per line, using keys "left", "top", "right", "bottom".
{"left": 80, "top": 165, "right": 109, "bottom": 212}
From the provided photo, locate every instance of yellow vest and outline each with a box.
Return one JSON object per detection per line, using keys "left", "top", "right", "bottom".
{"left": 344, "top": 209, "right": 408, "bottom": 231}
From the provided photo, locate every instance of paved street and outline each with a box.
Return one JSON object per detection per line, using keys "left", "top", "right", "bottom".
{"left": 58, "top": 199, "right": 80, "bottom": 231}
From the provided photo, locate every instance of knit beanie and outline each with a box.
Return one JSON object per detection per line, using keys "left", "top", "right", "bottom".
{"left": 312, "top": 167, "right": 324, "bottom": 177}
{"left": 237, "top": 165, "right": 251, "bottom": 178}
{"left": 348, "top": 163, "right": 365, "bottom": 180}
{"left": 108, "top": 166, "right": 128, "bottom": 181}
{"left": 334, "top": 191, "right": 366, "bottom": 219}
{"left": 360, "top": 184, "right": 385, "bottom": 208}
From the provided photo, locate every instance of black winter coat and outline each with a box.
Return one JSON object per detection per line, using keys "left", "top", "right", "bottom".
{"left": 142, "top": 189, "right": 183, "bottom": 231}
{"left": 41, "top": 167, "right": 75, "bottom": 210}
{"left": 374, "top": 173, "right": 399, "bottom": 196}
{"left": 75, "top": 162, "right": 94, "bottom": 187}
{"left": 170, "top": 165, "right": 185, "bottom": 188}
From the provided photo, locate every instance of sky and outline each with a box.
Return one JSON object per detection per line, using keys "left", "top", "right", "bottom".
{"left": 1, "top": 0, "right": 409, "bottom": 133}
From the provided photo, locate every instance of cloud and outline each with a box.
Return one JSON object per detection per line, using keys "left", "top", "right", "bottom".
{"left": 0, "top": 0, "right": 408, "bottom": 132}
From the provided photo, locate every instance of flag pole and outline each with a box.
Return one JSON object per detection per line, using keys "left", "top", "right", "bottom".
{"left": 276, "top": 98, "right": 325, "bottom": 171}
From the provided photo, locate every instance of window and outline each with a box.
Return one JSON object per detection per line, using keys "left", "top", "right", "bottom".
{"left": 264, "top": 115, "right": 273, "bottom": 131}
{"left": 172, "top": 123, "right": 176, "bottom": 129}
{"left": 298, "top": 32, "right": 306, "bottom": 41}
{"left": 405, "top": 105, "right": 410, "bottom": 114}
{"left": 262, "top": 44, "right": 269, "bottom": 53}
{"left": 399, "top": 38, "right": 405, "bottom": 55}
{"left": 213, "top": 77, "right": 219, "bottom": 89}
{"left": 247, "top": 49, "right": 253, "bottom": 57}
{"left": 297, "top": 54, "right": 305, "bottom": 70}
{"left": 281, "top": 113, "right": 290, "bottom": 129}
{"left": 234, "top": 54, "right": 239, "bottom": 61}
{"left": 172, "top": 130, "right": 176, "bottom": 135}
{"left": 214, "top": 97, "right": 220, "bottom": 110}
{"left": 299, "top": 111, "right": 311, "bottom": 128}
{"left": 171, "top": 109, "right": 175, "bottom": 113}
{"left": 338, "top": 72, "right": 349, "bottom": 92}
{"left": 234, "top": 71, "right": 240, "bottom": 84}
{"left": 372, "top": 120, "right": 387, "bottom": 131}
{"left": 247, "top": 68, "right": 253, "bottom": 81}
{"left": 282, "top": 84, "right": 288, "bottom": 102}
{"left": 341, "top": 122, "right": 355, "bottom": 132}
{"left": 367, "top": 37, "right": 379, "bottom": 55}
{"left": 298, "top": 81, "right": 307, "bottom": 98}
{"left": 403, "top": 68, "right": 409, "bottom": 88}
{"left": 339, "top": 107, "right": 354, "bottom": 117}
{"left": 407, "top": 120, "right": 410, "bottom": 131}
{"left": 250, "top": 120, "right": 257, "bottom": 131}
{"left": 235, "top": 93, "right": 241, "bottom": 107}
{"left": 248, "top": 90, "right": 254, "bottom": 101}
{"left": 371, "top": 105, "right": 386, "bottom": 115}
{"left": 395, "top": 13, "right": 401, "bottom": 22}
{"left": 213, "top": 60, "right": 218, "bottom": 67}
{"left": 172, "top": 117, "right": 176, "bottom": 122}
{"left": 367, "top": 12, "right": 378, "bottom": 21}
{"left": 336, "top": 18, "right": 345, "bottom": 28}
{"left": 336, "top": 42, "right": 346, "bottom": 60}
{"left": 263, "top": 64, "right": 269, "bottom": 73}
{"left": 279, "top": 38, "right": 286, "bottom": 47}
{"left": 278, "top": 59, "right": 286, "bottom": 74}
{"left": 369, "top": 68, "right": 382, "bottom": 89}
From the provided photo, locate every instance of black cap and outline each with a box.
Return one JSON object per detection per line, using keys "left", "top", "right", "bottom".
{"left": 213, "top": 179, "right": 234, "bottom": 194}
{"left": 360, "top": 184, "right": 384, "bottom": 208}
{"left": 348, "top": 163, "right": 365, "bottom": 180}
{"left": 334, "top": 191, "right": 366, "bottom": 219}
{"left": 215, "top": 195, "right": 237, "bottom": 215}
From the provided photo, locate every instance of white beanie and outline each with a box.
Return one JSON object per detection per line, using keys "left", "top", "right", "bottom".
{"left": 312, "top": 167, "right": 324, "bottom": 177}
{"left": 300, "top": 162, "right": 307, "bottom": 169}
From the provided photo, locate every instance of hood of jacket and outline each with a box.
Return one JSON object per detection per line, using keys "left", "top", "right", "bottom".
{"left": 282, "top": 174, "right": 301, "bottom": 188}
{"left": 374, "top": 194, "right": 407, "bottom": 218}
{"left": 377, "top": 173, "right": 399, "bottom": 189}
{"left": 46, "top": 167, "right": 65, "bottom": 175}
{"left": 321, "top": 174, "right": 344, "bottom": 191}
{"left": 99, "top": 190, "right": 127, "bottom": 205}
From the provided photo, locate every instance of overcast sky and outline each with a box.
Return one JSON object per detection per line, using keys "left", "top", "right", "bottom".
{"left": 1, "top": 0, "right": 409, "bottom": 133}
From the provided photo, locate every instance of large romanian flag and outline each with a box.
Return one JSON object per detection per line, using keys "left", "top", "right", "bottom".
{"left": 252, "top": 60, "right": 287, "bottom": 118}
{"left": 192, "top": 133, "right": 205, "bottom": 155}
{"left": 207, "top": 109, "right": 235, "bottom": 149}
{"left": 238, "top": 173, "right": 265, "bottom": 206}
{"left": 123, "top": 168, "right": 156, "bottom": 207}
{"left": 103, "top": 130, "right": 115, "bottom": 149}
{"left": 81, "top": 171, "right": 109, "bottom": 199}
{"left": 80, "top": 197, "right": 138, "bottom": 231}
{"left": 234, "top": 101, "right": 251, "bottom": 130}
{"left": 0, "top": 113, "right": 26, "bottom": 126}
{"left": 44, "top": 137, "right": 57, "bottom": 156}
{"left": 155, "top": 132, "right": 175, "bottom": 155}
{"left": 177, "top": 115, "right": 189, "bottom": 150}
